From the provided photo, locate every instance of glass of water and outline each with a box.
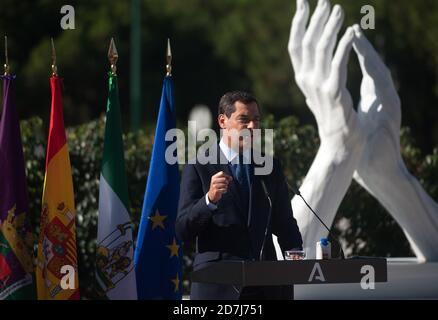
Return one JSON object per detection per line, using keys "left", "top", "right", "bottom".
{"left": 284, "top": 249, "right": 306, "bottom": 260}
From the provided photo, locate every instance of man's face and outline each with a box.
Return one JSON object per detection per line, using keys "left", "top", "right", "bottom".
{"left": 218, "top": 101, "right": 261, "bottom": 150}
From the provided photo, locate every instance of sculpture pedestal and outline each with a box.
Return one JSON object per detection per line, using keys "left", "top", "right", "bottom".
{"left": 295, "top": 258, "right": 438, "bottom": 299}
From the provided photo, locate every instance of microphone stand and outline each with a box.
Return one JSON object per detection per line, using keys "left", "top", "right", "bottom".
{"left": 287, "top": 180, "right": 345, "bottom": 259}
{"left": 259, "top": 180, "right": 272, "bottom": 261}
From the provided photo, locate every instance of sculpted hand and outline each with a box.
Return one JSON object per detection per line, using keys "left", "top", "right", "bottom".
{"left": 288, "top": 1, "right": 438, "bottom": 261}
{"left": 352, "top": 26, "right": 438, "bottom": 261}
{"left": 352, "top": 25, "right": 402, "bottom": 183}
{"left": 288, "top": 0, "right": 363, "bottom": 147}
{"left": 288, "top": 0, "right": 365, "bottom": 257}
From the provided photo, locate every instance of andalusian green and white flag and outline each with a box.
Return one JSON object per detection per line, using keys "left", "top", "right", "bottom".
{"left": 95, "top": 69, "right": 137, "bottom": 299}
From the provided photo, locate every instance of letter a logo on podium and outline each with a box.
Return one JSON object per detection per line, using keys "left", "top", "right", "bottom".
{"left": 308, "top": 263, "right": 326, "bottom": 282}
{"left": 360, "top": 265, "right": 375, "bottom": 290}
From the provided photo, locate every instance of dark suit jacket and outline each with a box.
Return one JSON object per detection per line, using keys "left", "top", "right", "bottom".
{"left": 175, "top": 145, "right": 303, "bottom": 300}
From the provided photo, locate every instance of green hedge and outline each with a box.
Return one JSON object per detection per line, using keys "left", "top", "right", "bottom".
{"left": 20, "top": 115, "right": 438, "bottom": 298}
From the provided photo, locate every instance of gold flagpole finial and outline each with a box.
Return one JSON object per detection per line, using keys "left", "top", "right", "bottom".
{"left": 51, "top": 38, "right": 58, "bottom": 76}
{"left": 4, "top": 36, "right": 10, "bottom": 76}
{"left": 166, "top": 38, "right": 172, "bottom": 76}
{"left": 108, "top": 37, "right": 118, "bottom": 76}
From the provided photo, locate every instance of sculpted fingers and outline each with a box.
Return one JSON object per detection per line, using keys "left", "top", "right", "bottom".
{"left": 329, "top": 26, "right": 354, "bottom": 91}
{"left": 289, "top": 0, "right": 310, "bottom": 73}
{"left": 352, "top": 25, "right": 389, "bottom": 81}
{"left": 352, "top": 25, "right": 399, "bottom": 105}
{"left": 314, "top": 4, "right": 344, "bottom": 80}
{"left": 302, "top": 0, "right": 331, "bottom": 72}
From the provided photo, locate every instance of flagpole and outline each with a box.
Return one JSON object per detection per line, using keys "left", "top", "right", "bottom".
{"left": 166, "top": 38, "right": 172, "bottom": 76}
{"left": 51, "top": 38, "right": 57, "bottom": 76}
{"left": 108, "top": 37, "right": 118, "bottom": 76}
{"left": 4, "top": 36, "right": 10, "bottom": 75}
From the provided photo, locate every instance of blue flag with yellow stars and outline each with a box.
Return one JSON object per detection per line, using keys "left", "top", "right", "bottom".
{"left": 134, "top": 75, "right": 182, "bottom": 299}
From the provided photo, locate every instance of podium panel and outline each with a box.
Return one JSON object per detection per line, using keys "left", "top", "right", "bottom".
{"left": 192, "top": 258, "right": 387, "bottom": 287}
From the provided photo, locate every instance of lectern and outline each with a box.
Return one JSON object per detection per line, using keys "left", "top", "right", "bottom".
{"left": 191, "top": 258, "right": 387, "bottom": 299}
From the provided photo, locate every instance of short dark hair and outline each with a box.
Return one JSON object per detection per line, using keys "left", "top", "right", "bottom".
{"left": 218, "top": 91, "right": 259, "bottom": 117}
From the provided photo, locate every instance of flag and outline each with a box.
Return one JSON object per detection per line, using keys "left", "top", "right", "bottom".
{"left": 134, "top": 75, "right": 182, "bottom": 299}
{"left": 0, "top": 75, "right": 35, "bottom": 300}
{"left": 36, "top": 75, "right": 79, "bottom": 300}
{"left": 95, "top": 72, "right": 137, "bottom": 299}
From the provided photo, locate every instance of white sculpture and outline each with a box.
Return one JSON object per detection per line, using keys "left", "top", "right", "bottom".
{"left": 288, "top": 0, "right": 438, "bottom": 261}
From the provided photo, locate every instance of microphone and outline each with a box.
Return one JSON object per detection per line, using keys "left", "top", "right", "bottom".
{"left": 286, "top": 180, "right": 345, "bottom": 259}
{"left": 259, "top": 179, "right": 273, "bottom": 261}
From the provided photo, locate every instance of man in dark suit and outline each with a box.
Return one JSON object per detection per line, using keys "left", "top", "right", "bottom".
{"left": 176, "top": 91, "right": 303, "bottom": 300}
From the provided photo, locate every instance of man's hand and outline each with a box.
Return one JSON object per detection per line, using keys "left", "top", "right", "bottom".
{"left": 208, "top": 171, "right": 233, "bottom": 204}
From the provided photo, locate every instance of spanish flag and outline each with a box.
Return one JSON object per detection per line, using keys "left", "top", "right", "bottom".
{"left": 36, "top": 75, "right": 80, "bottom": 300}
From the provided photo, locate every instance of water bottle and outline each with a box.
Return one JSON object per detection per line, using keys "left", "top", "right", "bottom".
{"left": 316, "top": 237, "right": 331, "bottom": 259}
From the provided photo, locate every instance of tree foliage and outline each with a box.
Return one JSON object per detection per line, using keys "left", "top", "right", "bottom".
{"left": 0, "top": 0, "right": 436, "bottom": 151}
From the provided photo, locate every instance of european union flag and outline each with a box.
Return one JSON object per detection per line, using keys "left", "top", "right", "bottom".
{"left": 134, "top": 75, "right": 182, "bottom": 299}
